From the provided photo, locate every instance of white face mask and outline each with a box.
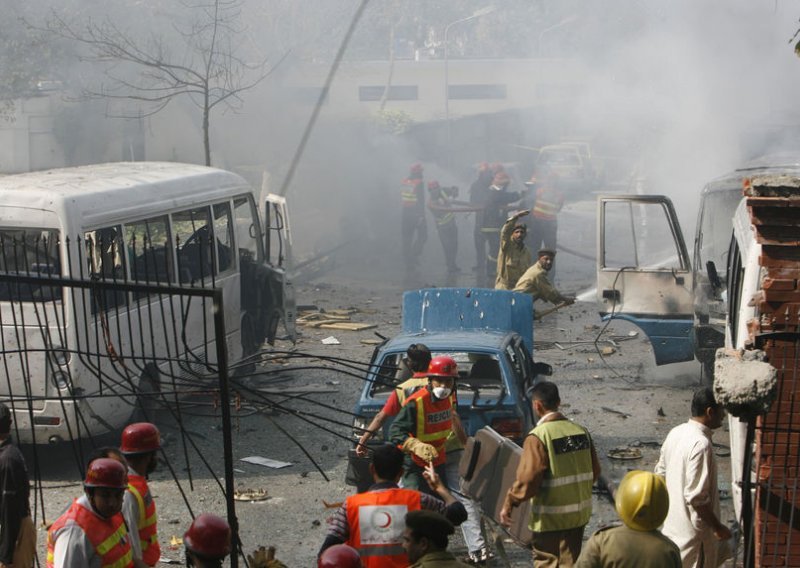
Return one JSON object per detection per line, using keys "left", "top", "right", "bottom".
{"left": 432, "top": 386, "right": 452, "bottom": 399}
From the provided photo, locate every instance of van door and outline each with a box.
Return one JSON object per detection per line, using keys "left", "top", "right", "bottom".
{"left": 262, "top": 194, "right": 296, "bottom": 342}
{"left": 596, "top": 195, "right": 694, "bottom": 365}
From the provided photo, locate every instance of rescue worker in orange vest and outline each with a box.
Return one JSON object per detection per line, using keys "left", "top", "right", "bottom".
{"left": 525, "top": 171, "right": 565, "bottom": 280}
{"left": 388, "top": 355, "right": 465, "bottom": 495}
{"left": 319, "top": 443, "right": 466, "bottom": 568}
{"left": 120, "top": 423, "right": 161, "bottom": 567}
{"left": 401, "top": 163, "right": 428, "bottom": 276}
{"left": 183, "top": 514, "right": 231, "bottom": 568}
{"left": 47, "top": 458, "right": 147, "bottom": 568}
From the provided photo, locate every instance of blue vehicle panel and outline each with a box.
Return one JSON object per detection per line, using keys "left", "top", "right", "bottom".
{"left": 601, "top": 314, "right": 694, "bottom": 365}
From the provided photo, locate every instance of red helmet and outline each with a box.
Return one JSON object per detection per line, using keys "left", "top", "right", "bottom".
{"left": 184, "top": 514, "right": 231, "bottom": 559}
{"left": 427, "top": 180, "right": 441, "bottom": 191}
{"left": 492, "top": 171, "right": 510, "bottom": 186}
{"left": 410, "top": 163, "right": 423, "bottom": 174}
{"left": 84, "top": 458, "right": 128, "bottom": 489}
{"left": 120, "top": 422, "right": 161, "bottom": 454}
{"left": 428, "top": 355, "right": 458, "bottom": 378}
{"left": 319, "top": 544, "right": 362, "bottom": 568}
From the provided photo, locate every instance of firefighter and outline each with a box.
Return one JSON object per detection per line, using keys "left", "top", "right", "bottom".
{"left": 469, "top": 163, "right": 493, "bottom": 278}
{"left": 427, "top": 181, "right": 460, "bottom": 274}
{"left": 495, "top": 209, "right": 532, "bottom": 290}
{"left": 183, "top": 514, "right": 231, "bottom": 568}
{"left": 47, "top": 458, "right": 146, "bottom": 568}
{"left": 401, "top": 163, "right": 428, "bottom": 276}
{"left": 480, "top": 170, "right": 525, "bottom": 287}
{"left": 389, "top": 356, "right": 466, "bottom": 496}
{"left": 120, "top": 422, "right": 162, "bottom": 567}
{"left": 526, "top": 172, "right": 565, "bottom": 280}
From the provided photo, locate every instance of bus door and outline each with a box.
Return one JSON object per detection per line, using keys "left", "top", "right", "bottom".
{"left": 596, "top": 195, "right": 694, "bottom": 365}
{"left": 263, "top": 194, "right": 297, "bottom": 343}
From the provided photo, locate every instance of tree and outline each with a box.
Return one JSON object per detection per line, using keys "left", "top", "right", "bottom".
{"left": 45, "top": 0, "right": 281, "bottom": 166}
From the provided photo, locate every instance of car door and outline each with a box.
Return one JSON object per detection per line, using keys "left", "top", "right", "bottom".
{"left": 596, "top": 195, "right": 694, "bottom": 365}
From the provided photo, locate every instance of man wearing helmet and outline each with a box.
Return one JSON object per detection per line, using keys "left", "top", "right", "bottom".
{"left": 480, "top": 168, "right": 525, "bottom": 286}
{"left": 575, "top": 471, "right": 681, "bottom": 567}
{"left": 318, "top": 544, "right": 362, "bottom": 568}
{"left": 183, "top": 514, "right": 231, "bottom": 567}
{"left": 120, "top": 422, "right": 162, "bottom": 567}
{"left": 495, "top": 209, "right": 532, "bottom": 290}
{"left": 389, "top": 355, "right": 466, "bottom": 495}
{"left": 401, "top": 163, "right": 428, "bottom": 277}
{"left": 47, "top": 458, "right": 147, "bottom": 568}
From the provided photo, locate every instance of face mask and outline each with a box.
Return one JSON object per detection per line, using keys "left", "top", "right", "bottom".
{"left": 432, "top": 386, "right": 452, "bottom": 399}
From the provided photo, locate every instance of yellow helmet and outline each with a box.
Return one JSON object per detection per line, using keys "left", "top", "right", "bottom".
{"left": 615, "top": 470, "right": 669, "bottom": 531}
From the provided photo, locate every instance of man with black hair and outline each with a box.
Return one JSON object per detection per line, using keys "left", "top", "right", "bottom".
{"left": 500, "top": 381, "right": 601, "bottom": 567}
{"left": 655, "top": 388, "right": 731, "bottom": 567}
{"left": 0, "top": 403, "right": 35, "bottom": 568}
{"left": 320, "top": 443, "right": 466, "bottom": 568}
{"left": 403, "top": 510, "right": 471, "bottom": 567}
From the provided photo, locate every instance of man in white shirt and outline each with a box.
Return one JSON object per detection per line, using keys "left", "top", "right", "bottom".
{"left": 655, "top": 388, "right": 732, "bottom": 567}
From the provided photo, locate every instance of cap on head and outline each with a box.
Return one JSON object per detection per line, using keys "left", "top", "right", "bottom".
{"left": 405, "top": 510, "right": 455, "bottom": 539}
{"left": 427, "top": 180, "right": 440, "bottom": 191}
{"left": 318, "top": 544, "right": 362, "bottom": 568}
{"left": 513, "top": 223, "right": 527, "bottom": 235}
{"left": 492, "top": 172, "right": 510, "bottom": 186}
{"left": 84, "top": 458, "right": 128, "bottom": 489}
{"left": 538, "top": 248, "right": 556, "bottom": 258}
{"left": 615, "top": 470, "right": 669, "bottom": 531}
{"left": 184, "top": 514, "right": 232, "bottom": 560}
{"left": 410, "top": 163, "right": 424, "bottom": 174}
{"left": 427, "top": 356, "right": 458, "bottom": 378}
{"left": 120, "top": 422, "right": 161, "bottom": 455}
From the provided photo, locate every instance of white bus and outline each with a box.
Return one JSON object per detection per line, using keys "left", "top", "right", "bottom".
{"left": 0, "top": 162, "right": 295, "bottom": 444}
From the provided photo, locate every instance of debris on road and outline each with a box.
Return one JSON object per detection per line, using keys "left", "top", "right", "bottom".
{"left": 601, "top": 406, "right": 631, "bottom": 418}
{"left": 607, "top": 447, "right": 643, "bottom": 460}
{"left": 321, "top": 336, "right": 341, "bottom": 345}
{"left": 234, "top": 488, "right": 270, "bottom": 502}
{"left": 240, "top": 456, "right": 293, "bottom": 469}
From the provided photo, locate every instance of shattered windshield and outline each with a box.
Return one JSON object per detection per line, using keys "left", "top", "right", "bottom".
{"left": 0, "top": 229, "right": 62, "bottom": 301}
{"left": 697, "top": 190, "right": 742, "bottom": 278}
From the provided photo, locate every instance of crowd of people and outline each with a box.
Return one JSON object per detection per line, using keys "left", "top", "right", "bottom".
{"left": 399, "top": 162, "right": 572, "bottom": 301}
{"left": 331, "top": 341, "right": 733, "bottom": 568}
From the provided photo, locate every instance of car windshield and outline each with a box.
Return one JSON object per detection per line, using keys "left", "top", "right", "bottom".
{"left": 0, "top": 228, "right": 62, "bottom": 302}
{"left": 540, "top": 149, "right": 580, "bottom": 166}
{"left": 697, "top": 189, "right": 742, "bottom": 279}
{"left": 369, "top": 351, "right": 503, "bottom": 397}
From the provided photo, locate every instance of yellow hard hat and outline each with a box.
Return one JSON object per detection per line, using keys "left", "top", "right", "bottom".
{"left": 615, "top": 470, "right": 669, "bottom": 531}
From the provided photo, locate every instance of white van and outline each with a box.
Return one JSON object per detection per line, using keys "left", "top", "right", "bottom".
{"left": 0, "top": 162, "right": 295, "bottom": 444}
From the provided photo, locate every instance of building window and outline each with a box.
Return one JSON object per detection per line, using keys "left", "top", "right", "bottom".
{"left": 448, "top": 84, "right": 507, "bottom": 100}
{"left": 358, "top": 85, "right": 418, "bottom": 101}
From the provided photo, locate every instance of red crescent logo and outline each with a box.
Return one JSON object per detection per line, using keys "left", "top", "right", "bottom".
{"left": 376, "top": 511, "right": 392, "bottom": 529}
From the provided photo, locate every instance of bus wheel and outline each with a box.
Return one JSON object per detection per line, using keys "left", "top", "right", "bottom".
{"left": 135, "top": 366, "right": 161, "bottom": 421}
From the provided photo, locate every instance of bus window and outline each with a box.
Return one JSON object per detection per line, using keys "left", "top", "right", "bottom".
{"left": 84, "top": 226, "right": 127, "bottom": 311}
{"left": 212, "top": 203, "right": 233, "bottom": 274}
{"left": 0, "top": 229, "right": 61, "bottom": 302}
{"left": 233, "top": 196, "right": 259, "bottom": 264}
{"left": 125, "top": 216, "right": 172, "bottom": 289}
{"left": 173, "top": 207, "right": 212, "bottom": 283}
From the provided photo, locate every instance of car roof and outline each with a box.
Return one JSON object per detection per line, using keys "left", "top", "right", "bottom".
{"left": 703, "top": 154, "right": 800, "bottom": 194}
{"left": 380, "top": 330, "right": 515, "bottom": 354}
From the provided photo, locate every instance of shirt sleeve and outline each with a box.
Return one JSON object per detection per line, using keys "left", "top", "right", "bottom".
{"left": 53, "top": 524, "right": 97, "bottom": 568}
{"left": 420, "top": 494, "right": 468, "bottom": 526}
{"left": 122, "top": 491, "right": 143, "bottom": 559}
{"left": 503, "top": 434, "right": 548, "bottom": 509}
{"left": 324, "top": 502, "right": 350, "bottom": 543}
{"left": 388, "top": 401, "right": 418, "bottom": 447}
{"left": 684, "top": 440, "right": 713, "bottom": 509}
{"left": 381, "top": 391, "right": 401, "bottom": 416}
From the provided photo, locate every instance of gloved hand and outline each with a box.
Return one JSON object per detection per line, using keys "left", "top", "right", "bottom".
{"left": 248, "top": 546, "right": 288, "bottom": 568}
{"left": 402, "top": 437, "right": 438, "bottom": 462}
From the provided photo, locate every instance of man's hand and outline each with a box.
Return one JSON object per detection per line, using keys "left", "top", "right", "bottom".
{"left": 422, "top": 463, "right": 442, "bottom": 492}
{"left": 499, "top": 503, "right": 513, "bottom": 527}
{"left": 355, "top": 434, "right": 371, "bottom": 457}
{"left": 402, "top": 438, "right": 439, "bottom": 462}
{"left": 562, "top": 296, "right": 576, "bottom": 306}
{"left": 515, "top": 209, "right": 530, "bottom": 219}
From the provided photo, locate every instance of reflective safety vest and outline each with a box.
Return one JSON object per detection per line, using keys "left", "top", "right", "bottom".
{"left": 528, "top": 419, "right": 594, "bottom": 533}
{"left": 429, "top": 196, "right": 455, "bottom": 226}
{"left": 406, "top": 388, "right": 453, "bottom": 467}
{"left": 401, "top": 178, "right": 421, "bottom": 207}
{"left": 346, "top": 487, "right": 422, "bottom": 568}
{"left": 47, "top": 499, "right": 134, "bottom": 568}
{"left": 532, "top": 186, "right": 564, "bottom": 220}
{"left": 396, "top": 377, "right": 462, "bottom": 452}
{"left": 127, "top": 474, "right": 160, "bottom": 566}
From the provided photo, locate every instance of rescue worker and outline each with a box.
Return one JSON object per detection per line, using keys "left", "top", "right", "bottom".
{"left": 355, "top": 350, "right": 489, "bottom": 564}
{"left": 480, "top": 169, "right": 525, "bottom": 286}
{"left": 576, "top": 471, "right": 681, "bottom": 568}
{"left": 500, "top": 381, "right": 601, "bottom": 567}
{"left": 120, "top": 422, "right": 162, "bottom": 567}
{"left": 401, "top": 163, "right": 428, "bottom": 276}
{"left": 318, "top": 544, "right": 363, "bottom": 568}
{"left": 513, "top": 249, "right": 575, "bottom": 311}
{"left": 319, "top": 443, "right": 467, "bottom": 568}
{"left": 469, "top": 163, "right": 493, "bottom": 279}
{"left": 526, "top": 172, "right": 565, "bottom": 279}
{"left": 0, "top": 402, "right": 35, "bottom": 568}
{"left": 47, "top": 458, "right": 146, "bottom": 568}
{"left": 427, "top": 181, "right": 460, "bottom": 274}
{"left": 494, "top": 209, "right": 532, "bottom": 290}
{"left": 183, "top": 514, "right": 231, "bottom": 568}
{"left": 389, "top": 356, "right": 466, "bottom": 495}
{"left": 403, "top": 510, "right": 471, "bottom": 567}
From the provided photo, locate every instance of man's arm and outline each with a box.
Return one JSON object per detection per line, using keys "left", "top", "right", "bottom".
{"left": 685, "top": 441, "right": 731, "bottom": 540}
{"left": 53, "top": 525, "right": 95, "bottom": 568}
{"left": 356, "top": 409, "right": 389, "bottom": 457}
{"left": 388, "top": 401, "right": 418, "bottom": 447}
{"left": 500, "top": 434, "right": 548, "bottom": 525}
{"left": 318, "top": 503, "right": 349, "bottom": 556}
{"left": 122, "top": 492, "right": 143, "bottom": 560}
{"left": 421, "top": 466, "right": 468, "bottom": 525}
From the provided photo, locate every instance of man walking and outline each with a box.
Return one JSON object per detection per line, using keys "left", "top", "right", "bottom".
{"left": 0, "top": 403, "right": 35, "bottom": 568}
{"left": 655, "top": 388, "right": 731, "bottom": 567}
{"left": 499, "top": 382, "right": 601, "bottom": 567}
{"left": 495, "top": 209, "right": 532, "bottom": 290}
{"left": 319, "top": 443, "right": 466, "bottom": 568}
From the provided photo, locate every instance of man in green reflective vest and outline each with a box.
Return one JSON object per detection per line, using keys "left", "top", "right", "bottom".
{"left": 499, "top": 382, "right": 601, "bottom": 567}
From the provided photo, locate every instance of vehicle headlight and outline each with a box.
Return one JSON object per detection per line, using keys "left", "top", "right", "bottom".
{"left": 51, "top": 371, "right": 71, "bottom": 390}
{"left": 53, "top": 349, "right": 70, "bottom": 366}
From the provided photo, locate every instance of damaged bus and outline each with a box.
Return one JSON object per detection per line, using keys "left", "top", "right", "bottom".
{"left": 0, "top": 162, "right": 295, "bottom": 444}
